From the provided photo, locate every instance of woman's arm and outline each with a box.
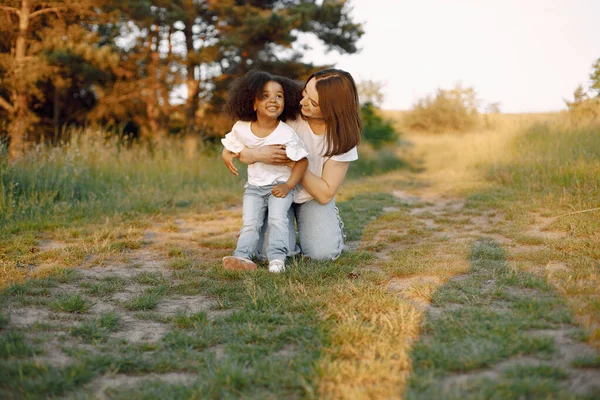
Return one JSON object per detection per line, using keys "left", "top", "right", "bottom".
{"left": 301, "top": 160, "right": 350, "bottom": 205}
{"left": 237, "top": 145, "right": 289, "bottom": 165}
{"left": 221, "top": 145, "right": 290, "bottom": 175}
{"left": 272, "top": 158, "right": 309, "bottom": 198}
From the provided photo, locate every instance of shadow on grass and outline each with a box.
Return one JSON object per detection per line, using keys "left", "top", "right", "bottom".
{"left": 404, "top": 238, "right": 600, "bottom": 400}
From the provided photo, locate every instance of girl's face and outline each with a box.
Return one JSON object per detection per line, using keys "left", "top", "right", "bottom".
{"left": 254, "top": 81, "right": 284, "bottom": 120}
{"left": 300, "top": 78, "right": 324, "bottom": 119}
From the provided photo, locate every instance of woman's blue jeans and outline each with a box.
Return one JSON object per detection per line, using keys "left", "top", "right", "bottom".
{"left": 257, "top": 198, "right": 345, "bottom": 261}
{"left": 233, "top": 184, "right": 293, "bottom": 262}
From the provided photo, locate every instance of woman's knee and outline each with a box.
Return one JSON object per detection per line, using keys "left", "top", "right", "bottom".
{"left": 299, "top": 230, "right": 343, "bottom": 260}
{"left": 302, "top": 245, "right": 342, "bottom": 260}
{"left": 296, "top": 200, "right": 344, "bottom": 260}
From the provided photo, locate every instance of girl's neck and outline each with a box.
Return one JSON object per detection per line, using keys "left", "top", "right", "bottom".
{"left": 306, "top": 117, "right": 327, "bottom": 135}
{"left": 251, "top": 116, "right": 279, "bottom": 138}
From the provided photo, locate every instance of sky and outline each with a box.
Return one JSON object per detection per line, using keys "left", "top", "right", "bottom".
{"left": 300, "top": 0, "right": 600, "bottom": 113}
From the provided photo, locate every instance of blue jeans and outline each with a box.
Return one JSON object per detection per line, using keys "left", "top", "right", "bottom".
{"left": 234, "top": 184, "right": 293, "bottom": 262}
{"left": 258, "top": 199, "right": 345, "bottom": 261}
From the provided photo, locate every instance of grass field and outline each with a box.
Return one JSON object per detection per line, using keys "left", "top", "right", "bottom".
{"left": 1, "top": 114, "right": 599, "bottom": 399}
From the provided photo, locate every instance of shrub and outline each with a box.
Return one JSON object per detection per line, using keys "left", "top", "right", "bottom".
{"left": 565, "top": 85, "right": 600, "bottom": 124}
{"left": 360, "top": 102, "right": 399, "bottom": 149}
{"left": 404, "top": 84, "right": 480, "bottom": 133}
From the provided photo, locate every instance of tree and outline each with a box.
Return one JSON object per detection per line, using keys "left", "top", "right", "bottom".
{"left": 0, "top": 0, "right": 365, "bottom": 152}
{"left": 0, "top": 0, "right": 106, "bottom": 159}
{"left": 590, "top": 57, "right": 600, "bottom": 97}
{"left": 357, "top": 79, "right": 385, "bottom": 107}
{"left": 182, "top": 0, "right": 364, "bottom": 139}
{"left": 485, "top": 102, "right": 501, "bottom": 114}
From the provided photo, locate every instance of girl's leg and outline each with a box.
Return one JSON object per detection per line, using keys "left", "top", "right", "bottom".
{"left": 233, "top": 185, "right": 269, "bottom": 259}
{"left": 295, "top": 199, "right": 345, "bottom": 260}
{"left": 257, "top": 205, "right": 299, "bottom": 261}
{"left": 265, "top": 191, "right": 294, "bottom": 262}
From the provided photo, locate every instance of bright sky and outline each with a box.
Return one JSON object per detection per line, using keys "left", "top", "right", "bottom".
{"left": 301, "top": 0, "right": 600, "bottom": 113}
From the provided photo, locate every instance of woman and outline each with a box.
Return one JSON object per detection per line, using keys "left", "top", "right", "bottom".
{"left": 222, "top": 68, "right": 362, "bottom": 261}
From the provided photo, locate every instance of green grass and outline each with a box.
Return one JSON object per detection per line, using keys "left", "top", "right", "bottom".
{"left": 70, "top": 313, "right": 121, "bottom": 343}
{"left": 0, "top": 131, "right": 241, "bottom": 237}
{"left": 80, "top": 276, "right": 127, "bottom": 297}
{"left": 50, "top": 294, "right": 93, "bottom": 314}
{"left": 337, "top": 192, "right": 402, "bottom": 241}
{"left": 123, "top": 287, "right": 167, "bottom": 311}
{"left": 0, "top": 331, "right": 41, "bottom": 358}
{"left": 485, "top": 123, "right": 600, "bottom": 205}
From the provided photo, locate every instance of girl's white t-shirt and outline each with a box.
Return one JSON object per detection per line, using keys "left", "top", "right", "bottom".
{"left": 222, "top": 120, "right": 309, "bottom": 187}
{"left": 286, "top": 117, "right": 358, "bottom": 204}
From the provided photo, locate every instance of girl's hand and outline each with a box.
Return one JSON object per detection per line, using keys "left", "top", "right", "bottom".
{"left": 272, "top": 183, "right": 291, "bottom": 198}
{"left": 221, "top": 148, "right": 240, "bottom": 176}
{"left": 286, "top": 160, "right": 297, "bottom": 169}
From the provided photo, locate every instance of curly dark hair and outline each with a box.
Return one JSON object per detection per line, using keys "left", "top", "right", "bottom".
{"left": 224, "top": 70, "right": 302, "bottom": 122}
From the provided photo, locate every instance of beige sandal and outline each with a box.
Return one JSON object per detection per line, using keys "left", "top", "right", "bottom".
{"left": 222, "top": 256, "right": 258, "bottom": 271}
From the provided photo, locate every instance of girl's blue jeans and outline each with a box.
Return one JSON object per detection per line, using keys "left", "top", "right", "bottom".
{"left": 233, "top": 184, "right": 293, "bottom": 262}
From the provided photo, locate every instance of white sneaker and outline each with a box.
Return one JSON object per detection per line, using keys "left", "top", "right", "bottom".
{"left": 268, "top": 259, "right": 286, "bottom": 273}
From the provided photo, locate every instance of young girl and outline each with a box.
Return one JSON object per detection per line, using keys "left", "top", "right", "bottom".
{"left": 221, "top": 70, "right": 309, "bottom": 273}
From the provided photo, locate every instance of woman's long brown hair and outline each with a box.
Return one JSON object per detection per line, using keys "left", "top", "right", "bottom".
{"left": 308, "top": 69, "right": 362, "bottom": 157}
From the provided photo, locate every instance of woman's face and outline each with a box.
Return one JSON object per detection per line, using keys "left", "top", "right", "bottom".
{"left": 300, "top": 78, "right": 324, "bottom": 119}
{"left": 254, "top": 81, "right": 284, "bottom": 120}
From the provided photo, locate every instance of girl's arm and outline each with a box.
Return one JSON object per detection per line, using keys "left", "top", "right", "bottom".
{"left": 272, "top": 158, "right": 309, "bottom": 198}
{"left": 301, "top": 160, "right": 350, "bottom": 205}
{"left": 221, "top": 148, "right": 240, "bottom": 176}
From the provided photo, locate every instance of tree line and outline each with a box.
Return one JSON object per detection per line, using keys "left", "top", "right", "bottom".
{"left": 0, "top": 0, "right": 364, "bottom": 160}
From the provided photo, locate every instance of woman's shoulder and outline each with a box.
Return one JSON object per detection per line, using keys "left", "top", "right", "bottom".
{"left": 282, "top": 116, "right": 306, "bottom": 131}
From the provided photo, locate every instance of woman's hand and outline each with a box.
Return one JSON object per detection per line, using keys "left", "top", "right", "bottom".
{"left": 221, "top": 148, "right": 240, "bottom": 176}
{"left": 239, "top": 145, "right": 290, "bottom": 165}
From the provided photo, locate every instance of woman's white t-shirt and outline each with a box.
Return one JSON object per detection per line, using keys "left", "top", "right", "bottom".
{"left": 286, "top": 117, "right": 358, "bottom": 204}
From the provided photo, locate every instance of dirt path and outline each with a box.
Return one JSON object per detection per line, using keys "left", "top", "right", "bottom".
{"left": 376, "top": 188, "right": 600, "bottom": 396}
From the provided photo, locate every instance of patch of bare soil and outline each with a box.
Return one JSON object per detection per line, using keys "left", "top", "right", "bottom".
{"left": 525, "top": 214, "right": 568, "bottom": 240}
{"left": 112, "top": 316, "right": 169, "bottom": 343}
{"left": 37, "top": 239, "right": 69, "bottom": 251}
{"left": 8, "top": 307, "right": 61, "bottom": 327}
{"left": 144, "top": 210, "right": 242, "bottom": 249}
{"left": 89, "top": 372, "right": 198, "bottom": 399}
{"left": 34, "top": 339, "right": 72, "bottom": 367}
